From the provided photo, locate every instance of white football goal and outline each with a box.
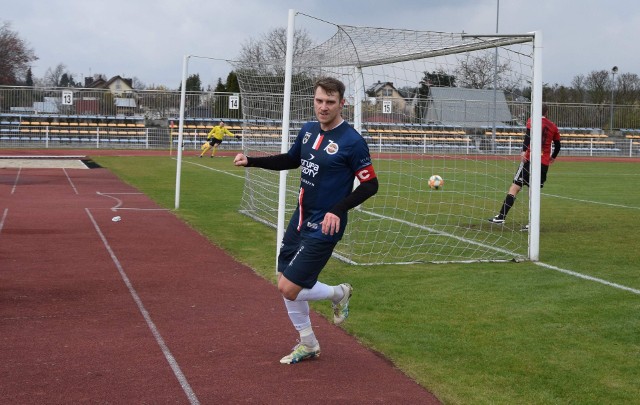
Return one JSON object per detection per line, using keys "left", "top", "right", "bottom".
{"left": 231, "top": 9, "right": 543, "bottom": 264}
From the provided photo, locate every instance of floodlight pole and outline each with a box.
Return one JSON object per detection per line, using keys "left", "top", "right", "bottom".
{"left": 175, "top": 54, "right": 190, "bottom": 209}
{"left": 610, "top": 66, "right": 618, "bottom": 134}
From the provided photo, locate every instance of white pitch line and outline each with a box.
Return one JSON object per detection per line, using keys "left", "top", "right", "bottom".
{"left": 544, "top": 193, "right": 640, "bottom": 210}
{"left": 182, "top": 159, "right": 247, "bottom": 180}
{"left": 535, "top": 261, "right": 640, "bottom": 296}
{"left": 184, "top": 158, "right": 521, "bottom": 260}
{"left": 186, "top": 159, "right": 638, "bottom": 294}
{"left": 85, "top": 208, "right": 200, "bottom": 405}
{"left": 361, "top": 208, "right": 521, "bottom": 258}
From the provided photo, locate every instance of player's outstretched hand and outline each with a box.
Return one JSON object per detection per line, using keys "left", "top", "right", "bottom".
{"left": 234, "top": 153, "right": 248, "bottom": 166}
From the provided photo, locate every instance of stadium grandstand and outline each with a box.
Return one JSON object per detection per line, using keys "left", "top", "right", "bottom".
{"left": 0, "top": 80, "right": 639, "bottom": 156}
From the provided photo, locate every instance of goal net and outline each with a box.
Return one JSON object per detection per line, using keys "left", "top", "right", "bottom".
{"left": 232, "top": 12, "right": 540, "bottom": 264}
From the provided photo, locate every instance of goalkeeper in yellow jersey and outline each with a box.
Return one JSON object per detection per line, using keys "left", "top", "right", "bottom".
{"left": 200, "top": 121, "right": 236, "bottom": 157}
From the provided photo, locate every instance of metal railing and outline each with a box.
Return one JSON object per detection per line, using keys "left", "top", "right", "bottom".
{"left": 0, "top": 86, "right": 242, "bottom": 121}
{"left": 1, "top": 85, "right": 639, "bottom": 131}
{"left": 1, "top": 123, "right": 639, "bottom": 157}
{"left": 1, "top": 85, "right": 639, "bottom": 157}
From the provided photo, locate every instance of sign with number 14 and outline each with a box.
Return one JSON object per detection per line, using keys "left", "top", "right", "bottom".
{"left": 229, "top": 95, "right": 239, "bottom": 110}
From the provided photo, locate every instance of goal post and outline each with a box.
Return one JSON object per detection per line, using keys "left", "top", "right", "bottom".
{"left": 529, "top": 30, "right": 543, "bottom": 261}
{"left": 233, "top": 10, "right": 542, "bottom": 265}
{"left": 276, "top": 8, "right": 297, "bottom": 267}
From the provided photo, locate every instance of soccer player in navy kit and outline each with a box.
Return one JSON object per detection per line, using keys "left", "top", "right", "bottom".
{"left": 234, "top": 77, "right": 378, "bottom": 364}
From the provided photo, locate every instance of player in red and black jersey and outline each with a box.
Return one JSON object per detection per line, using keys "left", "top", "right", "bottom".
{"left": 234, "top": 77, "right": 378, "bottom": 364}
{"left": 489, "top": 103, "right": 561, "bottom": 226}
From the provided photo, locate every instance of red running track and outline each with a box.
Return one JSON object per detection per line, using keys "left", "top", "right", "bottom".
{"left": 0, "top": 161, "right": 440, "bottom": 404}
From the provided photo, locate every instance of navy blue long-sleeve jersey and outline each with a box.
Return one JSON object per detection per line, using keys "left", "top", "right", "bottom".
{"left": 287, "top": 120, "right": 377, "bottom": 241}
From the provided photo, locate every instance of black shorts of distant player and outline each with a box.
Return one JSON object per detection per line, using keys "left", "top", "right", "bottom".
{"left": 513, "top": 160, "right": 549, "bottom": 189}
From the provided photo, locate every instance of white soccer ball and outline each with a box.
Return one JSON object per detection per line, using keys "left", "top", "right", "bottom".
{"left": 428, "top": 175, "right": 444, "bottom": 190}
{"left": 112, "top": 216, "right": 122, "bottom": 222}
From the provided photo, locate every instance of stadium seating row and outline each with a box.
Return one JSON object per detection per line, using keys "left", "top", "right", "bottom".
{"left": 175, "top": 124, "right": 281, "bottom": 132}
{"left": 12, "top": 127, "right": 142, "bottom": 135}
{"left": 484, "top": 130, "right": 609, "bottom": 139}
{"left": 0, "top": 123, "right": 147, "bottom": 146}
{"left": 13, "top": 121, "right": 145, "bottom": 128}
{"left": 0, "top": 135, "right": 148, "bottom": 146}
{"left": 0, "top": 113, "right": 145, "bottom": 131}
{"left": 366, "top": 128, "right": 466, "bottom": 136}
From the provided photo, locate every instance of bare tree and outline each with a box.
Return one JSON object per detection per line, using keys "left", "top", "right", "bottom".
{"left": 571, "top": 74, "right": 587, "bottom": 102}
{"left": 0, "top": 21, "right": 38, "bottom": 85}
{"left": 615, "top": 72, "right": 640, "bottom": 105}
{"left": 454, "top": 52, "right": 513, "bottom": 90}
{"left": 237, "top": 37, "right": 268, "bottom": 72}
{"left": 44, "top": 63, "right": 67, "bottom": 87}
{"left": 584, "top": 70, "right": 610, "bottom": 104}
{"left": 542, "top": 83, "right": 577, "bottom": 103}
{"left": 237, "top": 27, "right": 314, "bottom": 74}
{"left": 132, "top": 76, "right": 146, "bottom": 90}
{"left": 262, "top": 27, "right": 313, "bottom": 60}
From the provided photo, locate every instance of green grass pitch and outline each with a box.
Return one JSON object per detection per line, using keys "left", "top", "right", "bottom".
{"left": 96, "top": 154, "right": 640, "bottom": 405}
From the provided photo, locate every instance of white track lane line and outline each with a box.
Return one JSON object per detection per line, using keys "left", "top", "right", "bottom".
{"left": 85, "top": 208, "right": 200, "bottom": 405}
{"left": 96, "top": 191, "right": 170, "bottom": 212}
{"left": 63, "top": 168, "right": 79, "bottom": 195}
{"left": 0, "top": 208, "right": 7, "bottom": 234}
{"left": 11, "top": 167, "right": 21, "bottom": 195}
{"left": 96, "top": 191, "right": 124, "bottom": 211}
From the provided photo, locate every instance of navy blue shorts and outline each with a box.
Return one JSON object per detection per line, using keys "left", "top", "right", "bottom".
{"left": 278, "top": 223, "right": 337, "bottom": 289}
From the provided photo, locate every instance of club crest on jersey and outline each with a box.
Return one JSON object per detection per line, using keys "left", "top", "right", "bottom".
{"left": 303, "top": 132, "right": 312, "bottom": 144}
{"left": 324, "top": 140, "right": 339, "bottom": 155}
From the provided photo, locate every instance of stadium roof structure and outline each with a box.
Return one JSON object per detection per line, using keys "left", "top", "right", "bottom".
{"left": 425, "top": 87, "right": 513, "bottom": 127}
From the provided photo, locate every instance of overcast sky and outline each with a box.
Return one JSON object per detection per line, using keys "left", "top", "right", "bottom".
{"left": 4, "top": 0, "right": 638, "bottom": 89}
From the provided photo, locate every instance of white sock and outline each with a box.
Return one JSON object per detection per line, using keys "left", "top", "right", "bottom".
{"left": 299, "top": 325, "right": 318, "bottom": 348}
{"left": 284, "top": 299, "right": 318, "bottom": 347}
{"left": 283, "top": 298, "right": 311, "bottom": 331}
{"left": 331, "top": 284, "right": 345, "bottom": 304}
{"left": 295, "top": 281, "right": 335, "bottom": 302}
